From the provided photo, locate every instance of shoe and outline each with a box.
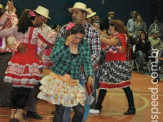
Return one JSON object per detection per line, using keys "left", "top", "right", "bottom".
{"left": 124, "top": 106, "right": 136, "bottom": 115}
{"left": 26, "top": 111, "right": 43, "bottom": 120}
{"left": 89, "top": 109, "right": 100, "bottom": 114}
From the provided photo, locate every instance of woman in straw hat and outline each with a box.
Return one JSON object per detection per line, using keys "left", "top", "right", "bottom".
{"left": 37, "top": 23, "right": 93, "bottom": 122}
{"left": 0, "top": 9, "right": 55, "bottom": 122}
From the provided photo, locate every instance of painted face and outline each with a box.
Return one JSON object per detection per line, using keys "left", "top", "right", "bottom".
{"left": 71, "top": 9, "right": 85, "bottom": 24}
{"left": 72, "top": 33, "right": 84, "bottom": 44}
{"left": 109, "top": 25, "right": 115, "bottom": 35}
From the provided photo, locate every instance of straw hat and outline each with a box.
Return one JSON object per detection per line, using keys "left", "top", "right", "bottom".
{"left": 0, "top": 4, "right": 3, "bottom": 8}
{"left": 86, "top": 8, "right": 96, "bottom": 18}
{"left": 108, "top": 11, "right": 115, "bottom": 15}
{"left": 151, "top": 29, "right": 159, "bottom": 34}
{"left": 34, "top": 6, "right": 51, "bottom": 19}
{"left": 5, "top": 5, "right": 17, "bottom": 13}
{"left": 68, "top": 2, "right": 90, "bottom": 15}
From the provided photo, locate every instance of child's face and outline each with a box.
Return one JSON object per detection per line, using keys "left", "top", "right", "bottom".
{"left": 72, "top": 33, "right": 84, "bottom": 44}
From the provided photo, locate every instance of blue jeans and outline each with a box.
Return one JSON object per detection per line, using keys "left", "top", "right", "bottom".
{"left": 136, "top": 51, "right": 147, "bottom": 70}
{"left": 62, "top": 72, "right": 98, "bottom": 122}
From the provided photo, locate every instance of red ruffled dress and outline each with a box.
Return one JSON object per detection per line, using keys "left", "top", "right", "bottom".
{"left": 0, "top": 26, "right": 54, "bottom": 88}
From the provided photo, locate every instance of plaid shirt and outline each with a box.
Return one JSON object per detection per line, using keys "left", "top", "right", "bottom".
{"left": 50, "top": 37, "right": 93, "bottom": 80}
{"left": 58, "top": 22, "right": 101, "bottom": 69}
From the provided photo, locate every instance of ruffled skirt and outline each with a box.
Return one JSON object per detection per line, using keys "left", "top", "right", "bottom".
{"left": 4, "top": 44, "right": 42, "bottom": 88}
{"left": 99, "top": 61, "right": 131, "bottom": 89}
{"left": 37, "top": 71, "right": 86, "bottom": 107}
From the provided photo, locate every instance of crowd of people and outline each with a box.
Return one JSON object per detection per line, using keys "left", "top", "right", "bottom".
{"left": 0, "top": 1, "right": 163, "bottom": 122}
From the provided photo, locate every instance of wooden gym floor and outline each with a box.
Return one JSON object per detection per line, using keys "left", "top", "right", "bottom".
{"left": 0, "top": 70, "right": 163, "bottom": 122}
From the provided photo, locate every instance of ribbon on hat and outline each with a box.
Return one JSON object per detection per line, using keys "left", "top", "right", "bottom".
{"left": 66, "top": 22, "right": 75, "bottom": 30}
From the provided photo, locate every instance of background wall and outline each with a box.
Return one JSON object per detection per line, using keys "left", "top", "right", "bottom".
{"left": 1, "top": 0, "right": 162, "bottom": 28}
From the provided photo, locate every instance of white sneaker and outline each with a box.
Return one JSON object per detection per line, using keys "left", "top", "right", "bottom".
{"left": 89, "top": 109, "right": 100, "bottom": 114}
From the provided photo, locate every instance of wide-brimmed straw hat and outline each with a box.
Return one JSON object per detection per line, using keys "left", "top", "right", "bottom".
{"left": 68, "top": 2, "right": 90, "bottom": 15}
{"left": 0, "top": 4, "right": 3, "bottom": 8}
{"left": 34, "top": 6, "right": 51, "bottom": 19}
{"left": 86, "top": 8, "right": 96, "bottom": 18}
{"left": 108, "top": 11, "right": 115, "bottom": 15}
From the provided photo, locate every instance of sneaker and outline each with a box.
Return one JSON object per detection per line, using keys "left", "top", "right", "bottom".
{"left": 89, "top": 109, "right": 100, "bottom": 114}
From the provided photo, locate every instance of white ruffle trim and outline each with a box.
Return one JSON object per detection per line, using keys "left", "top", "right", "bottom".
{"left": 8, "top": 62, "right": 43, "bottom": 68}
{"left": 4, "top": 76, "right": 39, "bottom": 85}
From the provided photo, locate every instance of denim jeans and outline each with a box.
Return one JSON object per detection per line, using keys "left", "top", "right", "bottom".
{"left": 136, "top": 51, "right": 147, "bottom": 70}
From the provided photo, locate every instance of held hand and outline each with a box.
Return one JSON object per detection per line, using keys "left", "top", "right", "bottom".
{"left": 65, "top": 35, "right": 74, "bottom": 45}
{"left": 17, "top": 43, "right": 28, "bottom": 54}
{"left": 86, "top": 76, "right": 93, "bottom": 95}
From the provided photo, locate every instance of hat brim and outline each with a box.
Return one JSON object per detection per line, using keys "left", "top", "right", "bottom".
{"left": 108, "top": 12, "right": 115, "bottom": 15}
{"left": 34, "top": 10, "right": 51, "bottom": 19}
{"left": 87, "top": 12, "right": 96, "bottom": 18}
{"left": 68, "top": 8, "right": 91, "bottom": 15}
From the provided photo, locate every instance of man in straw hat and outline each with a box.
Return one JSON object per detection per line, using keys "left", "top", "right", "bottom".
{"left": 57, "top": 2, "right": 101, "bottom": 122}
{"left": 127, "top": 11, "right": 138, "bottom": 33}
{"left": 86, "top": 8, "right": 96, "bottom": 25}
{"left": 24, "top": 5, "right": 55, "bottom": 120}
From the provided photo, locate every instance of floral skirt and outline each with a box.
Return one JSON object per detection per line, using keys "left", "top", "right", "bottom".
{"left": 37, "top": 71, "right": 86, "bottom": 107}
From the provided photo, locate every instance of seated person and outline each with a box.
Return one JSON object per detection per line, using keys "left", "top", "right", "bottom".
{"left": 135, "top": 31, "right": 151, "bottom": 73}
{"left": 148, "top": 29, "right": 163, "bottom": 50}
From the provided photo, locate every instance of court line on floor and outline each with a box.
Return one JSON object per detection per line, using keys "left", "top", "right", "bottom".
{"left": 89, "top": 92, "right": 149, "bottom": 117}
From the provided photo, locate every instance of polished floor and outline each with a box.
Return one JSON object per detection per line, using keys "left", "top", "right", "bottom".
{"left": 0, "top": 71, "right": 163, "bottom": 122}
